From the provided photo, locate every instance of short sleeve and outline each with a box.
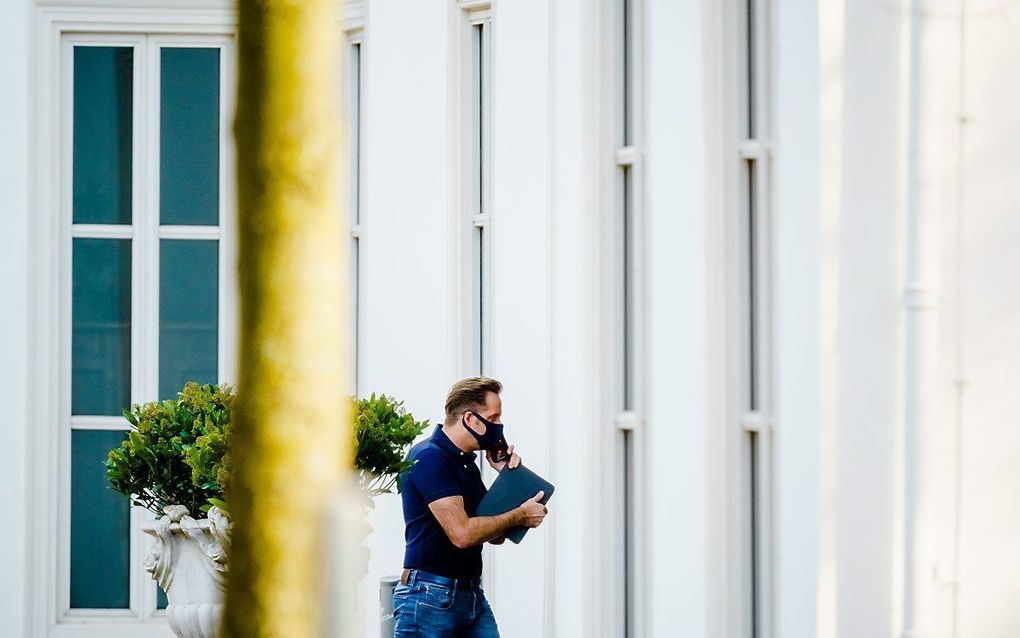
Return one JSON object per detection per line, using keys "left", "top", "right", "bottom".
{"left": 408, "top": 449, "right": 463, "bottom": 504}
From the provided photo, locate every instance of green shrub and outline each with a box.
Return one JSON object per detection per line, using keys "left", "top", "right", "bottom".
{"left": 106, "top": 384, "right": 427, "bottom": 517}
{"left": 353, "top": 393, "right": 429, "bottom": 495}
{"left": 105, "top": 383, "right": 234, "bottom": 516}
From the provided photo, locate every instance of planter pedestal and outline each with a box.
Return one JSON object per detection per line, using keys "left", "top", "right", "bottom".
{"left": 143, "top": 505, "right": 230, "bottom": 638}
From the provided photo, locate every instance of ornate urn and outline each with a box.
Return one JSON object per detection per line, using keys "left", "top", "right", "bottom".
{"left": 143, "top": 505, "right": 230, "bottom": 638}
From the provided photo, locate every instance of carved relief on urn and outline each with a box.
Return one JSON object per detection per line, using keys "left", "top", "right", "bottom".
{"left": 143, "top": 505, "right": 230, "bottom": 638}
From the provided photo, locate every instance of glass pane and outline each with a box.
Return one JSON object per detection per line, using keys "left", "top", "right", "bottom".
{"left": 160, "top": 48, "right": 220, "bottom": 226}
{"left": 477, "top": 227, "right": 485, "bottom": 374}
{"left": 622, "top": 0, "right": 631, "bottom": 145}
{"left": 622, "top": 167, "right": 633, "bottom": 410}
{"left": 477, "top": 25, "right": 485, "bottom": 217}
{"left": 747, "top": 161, "right": 758, "bottom": 410}
{"left": 746, "top": 0, "right": 756, "bottom": 138}
{"left": 72, "top": 239, "right": 131, "bottom": 416}
{"left": 73, "top": 46, "right": 133, "bottom": 225}
{"left": 351, "top": 42, "right": 362, "bottom": 225}
{"left": 158, "top": 584, "right": 168, "bottom": 610}
{"left": 70, "top": 429, "right": 130, "bottom": 609}
{"left": 351, "top": 237, "right": 360, "bottom": 396}
{"left": 159, "top": 240, "right": 218, "bottom": 399}
{"left": 749, "top": 432, "right": 761, "bottom": 635}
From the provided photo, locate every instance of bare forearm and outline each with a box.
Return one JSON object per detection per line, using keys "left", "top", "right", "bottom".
{"left": 429, "top": 491, "right": 546, "bottom": 549}
{"left": 454, "top": 508, "right": 523, "bottom": 548}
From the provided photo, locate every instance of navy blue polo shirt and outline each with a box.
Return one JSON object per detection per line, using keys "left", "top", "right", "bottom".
{"left": 400, "top": 425, "right": 487, "bottom": 579}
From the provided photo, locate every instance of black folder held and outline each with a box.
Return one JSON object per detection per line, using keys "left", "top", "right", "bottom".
{"left": 476, "top": 464, "right": 555, "bottom": 544}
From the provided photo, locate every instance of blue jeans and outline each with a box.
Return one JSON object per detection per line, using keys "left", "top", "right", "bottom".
{"left": 392, "top": 570, "right": 500, "bottom": 637}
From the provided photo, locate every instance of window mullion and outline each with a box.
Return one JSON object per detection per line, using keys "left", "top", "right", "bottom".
{"left": 135, "top": 34, "right": 162, "bottom": 620}
{"left": 158, "top": 226, "right": 222, "bottom": 240}
{"left": 739, "top": 0, "right": 773, "bottom": 633}
{"left": 220, "top": 37, "right": 239, "bottom": 390}
{"left": 615, "top": 1, "right": 645, "bottom": 636}
{"left": 128, "top": 35, "right": 148, "bottom": 621}
{"left": 71, "top": 224, "right": 133, "bottom": 238}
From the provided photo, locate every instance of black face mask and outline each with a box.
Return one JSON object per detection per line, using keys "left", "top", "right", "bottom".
{"left": 464, "top": 412, "right": 510, "bottom": 462}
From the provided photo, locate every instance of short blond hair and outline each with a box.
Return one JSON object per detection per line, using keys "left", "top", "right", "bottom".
{"left": 444, "top": 376, "right": 503, "bottom": 425}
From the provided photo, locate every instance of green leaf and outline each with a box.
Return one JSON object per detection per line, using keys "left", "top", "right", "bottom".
{"left": 352, "top": 393, "right": 428, "bottom": 486}
{"left": 102, "top": 383, "right": 236, "bottom": 518}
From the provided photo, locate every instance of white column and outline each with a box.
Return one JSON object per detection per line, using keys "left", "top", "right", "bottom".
{"left": 772, "top": 0, "right": 828, "bottom": 636}
{"left": 834, "top": 1, "right": 903, "bottom": 637}
{"left": 356, "top": 3, "right": 456, "bottom": 636}
{"left": 902, "top": 1, "right": 954, "bottom": 636}
{"left": 644, "top": 0, "right": 713, "bottom": 635}
{"left": 547, "top": 1, "right": 605, "bottom": 636}
{"left": 485, "top": 0, "right": 552, "bottom": 634}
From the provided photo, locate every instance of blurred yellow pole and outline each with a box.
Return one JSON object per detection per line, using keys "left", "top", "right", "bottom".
{"left": 226, "top": 0, "right": 349, "bottom": 636}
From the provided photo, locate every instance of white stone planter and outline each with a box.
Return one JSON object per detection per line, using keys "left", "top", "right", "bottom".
{"left": 143, "top": 505, "right": 231, "bottom": 638}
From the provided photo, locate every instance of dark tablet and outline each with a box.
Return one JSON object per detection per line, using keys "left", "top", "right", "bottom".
{"left": 476, "top": 464, "right": 555, "bottom": 544}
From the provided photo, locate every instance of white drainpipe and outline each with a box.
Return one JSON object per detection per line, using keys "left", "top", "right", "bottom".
{"left": 902, "top": 1, "right": 943, "bottom": 636}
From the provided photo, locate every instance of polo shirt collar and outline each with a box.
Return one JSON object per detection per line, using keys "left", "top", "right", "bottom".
{"left": 431, "top": 425, "right": 477, "bottom": 461}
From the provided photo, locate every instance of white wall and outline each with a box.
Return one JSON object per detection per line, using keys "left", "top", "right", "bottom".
{"left": 545, "top": 0, "right": 606, "bottom": 637}
{"left": 643, "top": 0, "right": 714, "bottom": 636}
{"left": 952, "top": 6, "right": 1020, "bottom": 636}
{"left": 356, "top": 1, "right": 454, "bottom": 635}
{"left": 772, "top": 0, "right": 827, "bottom": 636}
{"left": 770, "top": 3, "right": 1020, "bottom": 638}
{"left": 834, "top": 1, "right": 902, "bottom": 637}
{"left": 0, "top": 0, "right": 31, "bottom": 634}
{"left": 485, "top": 0, "right": 553, "bottom": 635}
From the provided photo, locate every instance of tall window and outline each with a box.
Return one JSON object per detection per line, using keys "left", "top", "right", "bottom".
{"left": 737, "top": 0, "right": 773, "bottom": 635}
{"left": 346, "top": 30, "right": 365, "bottom": 395}
{"left": 460, "top": 2, "right": 492, "bottom": 375}
{"left": 62, "top": 34, "right": 233, "bottom": 628}
{"left": 614, "top": 0, "right": 643, "bottom": 636}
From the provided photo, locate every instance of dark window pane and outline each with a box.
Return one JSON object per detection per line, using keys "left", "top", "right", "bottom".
{"left": 73, "top": 46, "right": 133, "bottom": 225}
{"left": 159, "top": 240, "right": 218, "bottom": 398}
{"left": 72, "top": 239, "right": 131, "bottom": 416}
{"left": 160, "top": 48, "right": 220, "bottom": 226}
{"left": 351, "top": 42, "right": 362, "bottom": 225}
{"left": 70, "top": 429, "right": 130, "bottom": 609}
{"left": 157, "top": 585, "right": 168, "bottom": 610}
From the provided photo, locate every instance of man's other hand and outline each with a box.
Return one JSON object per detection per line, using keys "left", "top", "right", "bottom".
{"left": 518, "top": 490, "right": 548, "bottom": 529}
{"left": 486, "top": 444, "right": 521, "bottom": 472}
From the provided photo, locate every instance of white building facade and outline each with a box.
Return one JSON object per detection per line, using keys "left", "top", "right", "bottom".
{"left": 2, "top": 1, "right": 1019, "bottom": 637}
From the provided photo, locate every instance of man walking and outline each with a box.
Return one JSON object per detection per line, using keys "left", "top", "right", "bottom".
{"left": 393, "top": 377, "right": 548, "bottom": 637}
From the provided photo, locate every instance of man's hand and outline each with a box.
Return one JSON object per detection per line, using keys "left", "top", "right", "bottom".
{"left": 517, "top": 491, "right": 548, "bottom": 529}
{"left": 486, "top": 444, "right": 521, "bottom": 472}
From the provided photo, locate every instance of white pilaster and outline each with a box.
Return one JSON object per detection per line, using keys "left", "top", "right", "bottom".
{"left": 0, "top": 0, "right": 30, "bottom": 634}
{"left": 901, "top": 2, "right": 957, "bottom": 636}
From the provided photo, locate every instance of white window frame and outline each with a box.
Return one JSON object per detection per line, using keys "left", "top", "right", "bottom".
{"left": 450, "top": 0, "right": 493, "bottom": 378}
{"left": 343, "top": 9, "right": 366, "bottom": 396}
{"left": 730, "top": 0, "right": 774, "bottom": 635}
{"left": 601, "top": 0, "right": 647, "bottom": 636}
{"left": 31, "top": 6, "right": 237, "bottom": 638}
